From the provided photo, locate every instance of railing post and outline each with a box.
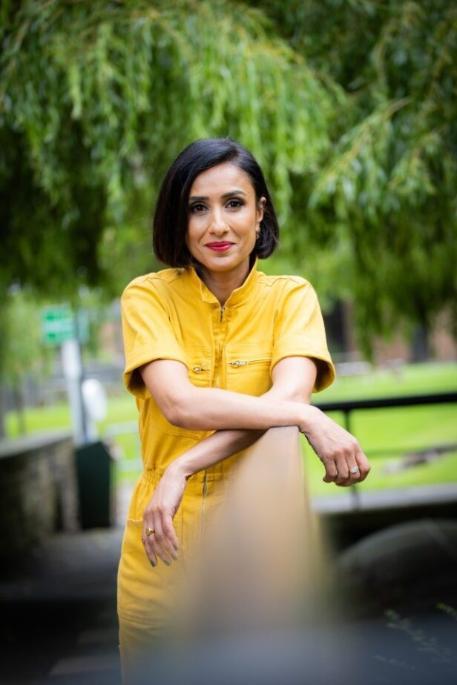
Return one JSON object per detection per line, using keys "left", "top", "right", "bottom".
{"left": 178, "top": 427, "right": 325, "bottom": 631}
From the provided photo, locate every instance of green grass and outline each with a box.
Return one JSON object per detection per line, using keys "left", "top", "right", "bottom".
{"left": 5, "top": 362, "right": 457, "bottom": 492}
{"left": 319, "top": 361, "right": 457, "bottom": 400}
{"left": 306, "top": 362, "right": 457, "bottom": 496}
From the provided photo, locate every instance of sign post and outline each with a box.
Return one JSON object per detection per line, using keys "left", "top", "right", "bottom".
{"left": 41, "top": 306, "right": 88, "bottom": 445}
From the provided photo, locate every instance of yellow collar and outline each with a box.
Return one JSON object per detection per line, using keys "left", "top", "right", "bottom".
{"left": 185, "top": 258, "right": 260, "bottom": 307}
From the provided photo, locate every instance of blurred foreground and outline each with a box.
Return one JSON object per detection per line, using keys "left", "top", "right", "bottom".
{"left": 1, "top": 524, "right": 455, "bottom": 685}
{"left": 1, "top": 427, "right": 456, "bottom": 684}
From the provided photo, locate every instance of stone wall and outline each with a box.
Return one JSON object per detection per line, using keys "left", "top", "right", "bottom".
{"left": 0, "top": 431, "right": 78, "bottom": 561}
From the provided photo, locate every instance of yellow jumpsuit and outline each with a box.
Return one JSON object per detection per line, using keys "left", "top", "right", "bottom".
{"left": 117, "top": 259, "right": 335, "bottom": 665}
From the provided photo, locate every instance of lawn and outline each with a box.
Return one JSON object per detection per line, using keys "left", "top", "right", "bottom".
{"left": 5, "top": 362, "right": 457, "bottom": 494}
{"left": 305, "top": 362, "right": 457, "bottom": 495}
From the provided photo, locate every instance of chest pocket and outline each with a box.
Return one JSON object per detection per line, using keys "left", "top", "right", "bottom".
{"left": 226, "top": 344, "right": 272, "bottom": 396}
{"left": 188, "top": 350, "right": 212, "bottom": 388}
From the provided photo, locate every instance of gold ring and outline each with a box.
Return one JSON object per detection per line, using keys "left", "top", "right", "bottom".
{"left": 146, "top": 527, "right": 155, "bottom": 537}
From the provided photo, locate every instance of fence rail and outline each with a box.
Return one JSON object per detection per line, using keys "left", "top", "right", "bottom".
{"left": 107, "top": 392, "right": 457, "bottom": 485}
{"left": 314, "top": 391, "right": 457, "bottom": 508}
{"left": 315, "top": 391, "right": 457, "bottom": 436}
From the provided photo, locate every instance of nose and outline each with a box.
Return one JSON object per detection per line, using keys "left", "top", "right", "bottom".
{"left": 209, "top": 207, "right": 228, "bottom": 236}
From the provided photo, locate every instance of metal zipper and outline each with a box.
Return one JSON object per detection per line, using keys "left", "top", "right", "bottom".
{"left": 229, "top": 358, "right": 271, "bottom": 367}
{"left": 220, "top": 306, "right": 225, "bottom": 322}
{"left": 192, "top": 365, "right": 208, "bottom": 374}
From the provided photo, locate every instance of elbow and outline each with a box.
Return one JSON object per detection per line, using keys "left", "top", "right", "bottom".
{"left": 288, "top": 391, "right": 311, "bottom": 404}
{"left": 275, "top": 389, "right": 311, "bottom": 404}
{"left": 161, "top": 390, "right": 196, "bottom": 429}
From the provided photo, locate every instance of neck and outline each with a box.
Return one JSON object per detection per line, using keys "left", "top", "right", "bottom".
{"left": 197, "top": 259, "right": 252, "bottom": 306}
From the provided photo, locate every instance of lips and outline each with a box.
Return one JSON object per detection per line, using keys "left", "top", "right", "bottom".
{"left": 205, "top": 242, "right": 234, "bottom": 252}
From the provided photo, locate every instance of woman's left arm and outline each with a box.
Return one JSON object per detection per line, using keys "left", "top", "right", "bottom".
{"left": 143, "top": 357, "right": 370, "bottom": 566}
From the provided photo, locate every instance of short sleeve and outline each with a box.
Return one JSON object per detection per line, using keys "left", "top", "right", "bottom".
{"left": 120, "top": 278, "right": 188, "bottom": 399}
{"left": 271, "top": 279, "right": 336, "bottom": 392}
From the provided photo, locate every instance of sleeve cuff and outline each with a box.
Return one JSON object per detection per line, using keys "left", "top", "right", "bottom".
{"left": 123, "top": 350, "right": 188, "bottom": 399}
{"left": 271, "top": 349, "right": 336, "bottom": 392}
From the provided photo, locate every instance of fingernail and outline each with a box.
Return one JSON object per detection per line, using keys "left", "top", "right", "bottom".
{"left": 150, "top": 560, "right": 156, "bottom": 568}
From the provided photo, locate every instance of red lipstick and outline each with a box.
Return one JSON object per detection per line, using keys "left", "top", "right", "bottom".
{"left": 205, "top": 242, "right": 233, "bottom": 252}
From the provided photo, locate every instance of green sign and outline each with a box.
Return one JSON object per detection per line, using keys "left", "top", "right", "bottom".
{"left": 42, "top": 306, "right": 90, "bottom": 346}
{"left": 41, "top": 306, "right": 75, "bottom": 345}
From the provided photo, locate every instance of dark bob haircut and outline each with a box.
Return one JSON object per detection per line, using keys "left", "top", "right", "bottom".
{"left": 153, "top": 138, "right": 279, "bottom": 267}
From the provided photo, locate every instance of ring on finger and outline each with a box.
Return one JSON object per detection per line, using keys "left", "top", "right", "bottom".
{"left": 350, "top": 466, "right": 360, "bottom": 474}
{"left": 146, "top": 527, "right": 155, "bottom": 537}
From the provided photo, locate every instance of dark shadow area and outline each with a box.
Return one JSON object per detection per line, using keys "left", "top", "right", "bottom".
{"left": 0, "top": 529, "right": 122, "bottom": 684}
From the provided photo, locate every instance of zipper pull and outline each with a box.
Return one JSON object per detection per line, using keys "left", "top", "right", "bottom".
{"left": 220, "top": 306, "right": 225, "bottom": 322}
{"left": 229, "top": 360, "right": 249, "bottom": 367}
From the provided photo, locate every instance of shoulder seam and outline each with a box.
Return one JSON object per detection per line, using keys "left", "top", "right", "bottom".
{"left": 259, "top": 274, "right": 310, "bottom": 288}
{"left": 123, "top": 269, "right": 183, "bottom": 293}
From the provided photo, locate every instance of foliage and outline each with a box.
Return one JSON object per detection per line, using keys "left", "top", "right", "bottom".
{"left": 255, "top": 0, "right": 457, "bottom": 351}
{"left": 0, "top": 0, "right": 335, "bottom": 297}
{"left": 0, "top": 288, "right": 52, "bottom": 388}
{"left": 0, "top": 0, "right": 456, "bottom": 355}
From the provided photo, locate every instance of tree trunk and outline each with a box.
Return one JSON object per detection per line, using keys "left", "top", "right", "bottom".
{"left": 410, "top": 324, "right": 430, "bottom": 362}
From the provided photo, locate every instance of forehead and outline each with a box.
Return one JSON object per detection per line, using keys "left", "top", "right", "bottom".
{"left": 189, "top": 162, "right": 255, "bottom": 197}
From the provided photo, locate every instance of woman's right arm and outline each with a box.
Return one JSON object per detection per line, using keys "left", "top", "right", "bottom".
{"left": 140, "top": 358, "right": 311, "bottom": 432}
{"left": 139, "top": 359, "right": 365, "bottom": 469}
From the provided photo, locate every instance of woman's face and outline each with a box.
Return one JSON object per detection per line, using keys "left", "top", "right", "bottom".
{"left": 186, "top": 162, "right": 265, "bottom": 278}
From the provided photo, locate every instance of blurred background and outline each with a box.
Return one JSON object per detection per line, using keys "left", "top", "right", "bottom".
{"left": 0, "top": 1, "right": 456, "bottom": 683}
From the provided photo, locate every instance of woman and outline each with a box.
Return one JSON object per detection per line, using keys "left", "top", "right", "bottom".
{"left": 118, "top": 138, "right": 370, "bottom": 674}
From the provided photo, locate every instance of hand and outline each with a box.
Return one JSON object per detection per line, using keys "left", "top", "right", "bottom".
{"left": 142, "top": 463, "right": 187, "bottom": 566}
{"left": 300, "top": 405, "right": 370, "bottom": 486}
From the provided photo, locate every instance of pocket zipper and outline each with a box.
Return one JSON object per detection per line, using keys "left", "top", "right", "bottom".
{"left": 229, "top": 358, "right": 271, "bottom": 367}
{"left": 192, "top": 366, "right": 208, "bottom": 374}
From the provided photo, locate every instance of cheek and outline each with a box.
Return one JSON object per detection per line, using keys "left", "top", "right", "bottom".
{"left": 232, "top": 207, "right": 256, "bottom": 231}
{"left": 237, "top": 214, "right": 257, "bottom": 242}
{"left": 186, "top": 220, "right": 201, "bottom": 248}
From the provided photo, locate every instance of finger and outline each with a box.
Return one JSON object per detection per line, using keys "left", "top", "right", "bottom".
{"left": 162, "top": 513, "right": 179, "bottom": 555}
{"left": 145, "top": 511, "right": 162, "bottom": 566}
{"left": 322, "top": 458, "right": 338, "bottom": 483}
{"left": 344, "top": 454, "right": 362, "bottom": 487}
{"left": 355, "top": 447, "right": 371, "bottom": 482}
{"left": 142, "top": 521, "right": 158, "bottom": 567}
{"left": 158, "top": 511, "right": 178, "bottom": 561}
{"left": 153, "top": 516, "right": 173, "bottom": 565}
{"left": 335, "top": 454, "right": 350, "bottom": 486}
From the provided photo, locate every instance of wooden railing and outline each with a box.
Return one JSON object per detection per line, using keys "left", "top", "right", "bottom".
{"left": 180, "top": 426, "right": 326, "bottom": 632}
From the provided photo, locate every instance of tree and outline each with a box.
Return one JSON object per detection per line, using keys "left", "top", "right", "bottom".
{"left": 0, "top": 290, "right": 52, "bottom": 436}
{"left": 1, "top": 0, "right": 456, "bottom": 356}
{"left": 0, "top": 0, "right": 334, "bottom": 297}
{"left": 253, "top": 0, "right": 457, "bottom": 352}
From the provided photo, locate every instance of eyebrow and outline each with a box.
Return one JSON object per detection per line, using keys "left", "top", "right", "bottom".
{"left": 188, "top": 189, "right": 247, "bottom": 202}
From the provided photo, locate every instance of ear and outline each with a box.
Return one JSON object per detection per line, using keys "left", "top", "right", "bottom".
{"left": 256, "top": 196, "right": 267, "bottom": 224}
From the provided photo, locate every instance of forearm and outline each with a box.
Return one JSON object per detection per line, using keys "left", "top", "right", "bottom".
{"left": 168, "top": 384, "right": 310, "bottom": 479}
{"left": 171, "top": 385, "right": 313, "bottom": 432}
{"left": 169, "top": 426, "right": 266, "bottom": 479}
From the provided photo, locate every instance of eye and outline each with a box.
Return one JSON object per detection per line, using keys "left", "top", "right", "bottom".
{"left": 189, "top": 203, "right": 207, "bottom": 214}
{"left": 226, "top": 198, "right": 244, "bottom": 209}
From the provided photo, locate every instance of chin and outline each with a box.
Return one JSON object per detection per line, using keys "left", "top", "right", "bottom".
{"left": 204, "top": 255, "right": 249, "bottom": 273}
